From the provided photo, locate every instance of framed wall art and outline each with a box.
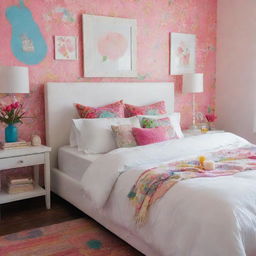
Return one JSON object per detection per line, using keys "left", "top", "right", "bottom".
{"left": 170, "top": 33, "right": 196, "bottom": 75}
{"left": 55, "top": 36, "right": 78, "bottom": 60}
{"left": 83, "top": 14, "right": 137, "bottom": 77}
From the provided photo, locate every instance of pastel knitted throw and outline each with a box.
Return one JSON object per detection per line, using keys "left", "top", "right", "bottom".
{"left": 128, "top": 146, "right": 256, "bottom": 224}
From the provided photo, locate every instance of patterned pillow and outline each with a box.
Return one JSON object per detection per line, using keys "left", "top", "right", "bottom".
{"left": 141, "top": 117, "right": 170, "bottom": 128}
{"left": 132, "top": 126, "right": 171, "bottom": 146}
{"left": 75, "top": 100, "right": 124, "bottom": 118}
{"left": 111, "top": 125, "right": 137, "bottom": 148}
{"left": 124, "top": 101, "right": 167, "bottom": 117}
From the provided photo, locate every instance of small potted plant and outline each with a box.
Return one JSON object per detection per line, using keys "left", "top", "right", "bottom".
{"left": 0, "top": 101, "right": 26, "bottom": 142}
{"left": 205, "top": 107, "right": 217, "bottom": 131}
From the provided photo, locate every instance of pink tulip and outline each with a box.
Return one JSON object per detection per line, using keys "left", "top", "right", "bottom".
{"left": 6, "top": 105, "right": 12, "bottom": 112}
{"left": 205, "top": 114, "right": 217, "bottom": 122}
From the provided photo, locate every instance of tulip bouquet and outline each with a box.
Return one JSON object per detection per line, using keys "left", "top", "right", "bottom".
{"left": 0, "top": 101, "right": 26, "bottom": 125}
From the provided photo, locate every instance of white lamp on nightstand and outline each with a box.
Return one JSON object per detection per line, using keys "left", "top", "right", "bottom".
{"left": 182, "top": 73, "right": 204, "bottom": 130}
{"left": 0, "top": 66, "right": 29, "bottom": 95}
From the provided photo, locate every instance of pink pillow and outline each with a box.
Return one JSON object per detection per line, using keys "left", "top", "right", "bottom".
{"left": 132, "top": 126, "right": 171, "bottom": 146}
{"left": 125, "top": 101, "right": 167, "bottom": 117}
{"left": 76, "top": 100, "right": 124, "bottom": 118}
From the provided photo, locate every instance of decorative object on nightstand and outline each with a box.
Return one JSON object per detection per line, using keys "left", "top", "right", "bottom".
{"left": 0, "top": 66, "right": 30, "bottom": 142}
{"left": 0, "top": 102, "right": 28, "bottom": 142}
{"left": 31, "top": 135, "right": 41, "bottom": 146}
{"left": 0, "top": 145, "right": 51, "bottom": 211}
{"left": 182, "top": 73, "right": 204, "bottom": 130}
{"left": 205, "top": 107, "right": 217, "bottom": 131}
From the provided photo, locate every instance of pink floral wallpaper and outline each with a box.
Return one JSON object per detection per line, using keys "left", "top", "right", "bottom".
{"left": 0, "top": 0, "right": 217, "bottom": 143}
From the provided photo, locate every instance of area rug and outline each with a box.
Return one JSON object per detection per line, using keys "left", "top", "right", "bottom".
{"left": 0, "top": 218, "right": 144, "bottom": 256}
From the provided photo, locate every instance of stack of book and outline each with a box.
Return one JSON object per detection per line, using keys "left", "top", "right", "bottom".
{"left": 0, "top": 140, "right": 30, "bottom": 150}
{"left": 6, "top": 175, "right": 34, "bottom": 194}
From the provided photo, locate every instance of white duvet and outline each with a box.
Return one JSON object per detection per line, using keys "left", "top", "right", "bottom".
{"left": 81, "top": 133, "right": 256, "bottom": 256}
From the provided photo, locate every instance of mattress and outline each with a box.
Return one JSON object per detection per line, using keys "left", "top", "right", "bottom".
{"left": 58, "top": 145, "right": 103, "bottom": 180}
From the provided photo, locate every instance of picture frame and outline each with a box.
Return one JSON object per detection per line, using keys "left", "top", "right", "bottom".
{"left": 54, "top": 36, "right": 78, "bottom": 60}
{"left": 82, "top": 14, "right": 137, "bottom": 77}
{"left": 170, "top": 33, "right": 196, "bottom": 75}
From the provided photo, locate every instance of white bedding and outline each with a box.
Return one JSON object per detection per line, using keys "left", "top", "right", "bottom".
{"left": 81, "top": 133, "right": 256, "bottom": 256}
{"left": 58, "top": 146, "right": 102, "bottom": 180}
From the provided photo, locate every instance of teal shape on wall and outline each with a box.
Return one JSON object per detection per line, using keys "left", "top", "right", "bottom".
{"left": 6, "top": 0, "right": 47, "bottom": 65}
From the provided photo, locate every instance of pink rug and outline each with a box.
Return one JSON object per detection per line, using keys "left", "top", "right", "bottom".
{"left": 0, "top": 218, "right": 144, "bottom": 256}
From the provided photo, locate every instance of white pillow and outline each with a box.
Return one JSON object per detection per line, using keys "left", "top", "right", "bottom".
{"left": 70, "top": 122, "right": 79, "bottom": 147}
{"left": 71, "top": 117, "right": 140, "bottom": 153}
{"left": 137, "top": 112, "right": 184, "bottom": 138}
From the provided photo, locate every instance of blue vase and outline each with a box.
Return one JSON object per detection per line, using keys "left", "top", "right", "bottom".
{"left": 5, "top": 124, "right": 18, "bottom": 142}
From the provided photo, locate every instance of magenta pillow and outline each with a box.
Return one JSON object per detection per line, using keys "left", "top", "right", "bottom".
{"left": 132, "top": 126, "right": 171, "bottom": 146}
{"left": 125, "top": 101, "right": 167, "bottom": 117}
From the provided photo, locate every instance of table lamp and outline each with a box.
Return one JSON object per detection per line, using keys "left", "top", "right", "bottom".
{"left": 0, "top": 66, "right": 29, "bottom": 142}
{"left": 182, "top": 73, "right": 204, "bottom": 130}
{"left": 0, "top": 66, "right": 29, "bottom": 96}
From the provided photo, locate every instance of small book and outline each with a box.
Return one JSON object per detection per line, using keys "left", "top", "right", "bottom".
{"left": 7, "top": 175, "right": 33, "bottom": 185}
{"left": 3, "top": 140, "right": 29, "bottom": 149}
{"left": 7, "top": 183, "right": 34, "bottom": 194}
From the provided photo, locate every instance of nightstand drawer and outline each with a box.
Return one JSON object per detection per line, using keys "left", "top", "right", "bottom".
{"left": 0, "top": 153, "right": 45, "bottom": 170}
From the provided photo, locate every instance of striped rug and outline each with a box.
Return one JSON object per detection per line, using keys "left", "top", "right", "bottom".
{"left": 0, "top": 218, "right": 143, "bottom": 256}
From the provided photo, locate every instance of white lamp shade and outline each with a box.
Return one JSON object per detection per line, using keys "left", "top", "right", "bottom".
{"left": 182, "top": 73, "right": 204, "bottom": 94}
{"left": 0, "top": 66, "right": 29, "bottom": 93}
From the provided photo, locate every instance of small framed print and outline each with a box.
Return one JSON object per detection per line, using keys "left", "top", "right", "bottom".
{"left": 170, "top": 33, "right": 196, "bottom": 75}
{"left": 54, "top": 36, "right": 78, "bottom": 60}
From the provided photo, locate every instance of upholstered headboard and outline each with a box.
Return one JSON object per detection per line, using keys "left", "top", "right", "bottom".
{"left": 44, "top": 82, "right": 174, "bottom": 168}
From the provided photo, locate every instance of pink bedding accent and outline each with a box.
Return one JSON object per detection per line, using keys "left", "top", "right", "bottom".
{"left": 125, "top": 101, "right": 167, "bottom": 117}
{"left": 132, "top": 126, "right": 170, "bottom": 146}
{"left": 75, "top": 100, "right": 124, "bottom": 118}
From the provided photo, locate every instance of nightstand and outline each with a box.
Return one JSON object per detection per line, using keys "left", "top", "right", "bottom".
{"left": 0, "top": 145, "right": 51, "bottom": 210}
{"left": 183, "top": 129, "right": 225, "bottom": 137}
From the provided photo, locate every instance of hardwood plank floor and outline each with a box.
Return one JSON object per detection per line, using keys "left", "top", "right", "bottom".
{"left": 0, "top": 193, "right": 85, "bottom": 236}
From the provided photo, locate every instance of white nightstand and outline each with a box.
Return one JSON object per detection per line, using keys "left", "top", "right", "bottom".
{"left": 0, "top": 145, "right": 51, "bottom": 210}
{"left": 183, "top": 129, "right": 225, "bottom": 137}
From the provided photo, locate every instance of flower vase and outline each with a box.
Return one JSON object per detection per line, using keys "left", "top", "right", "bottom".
{"left": 208, "top": 122, "right": 215, "bottom": 131}
{"left": 5, "top": 124, "right": 18, "bottom": 143}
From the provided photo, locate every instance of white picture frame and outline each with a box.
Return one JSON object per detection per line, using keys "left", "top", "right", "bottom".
{"left": 83, "top": 14, "right": 137, "bottom": 77}
{"left": 170, "top": 33, "right": 196, "bottom": 75}
{"left": 54, "top": 36, "right": 78, "bottom": 60}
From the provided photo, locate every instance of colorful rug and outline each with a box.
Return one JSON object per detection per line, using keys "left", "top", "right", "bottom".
{"left": 0, "top": 218, "right": 143, "bottom": 256}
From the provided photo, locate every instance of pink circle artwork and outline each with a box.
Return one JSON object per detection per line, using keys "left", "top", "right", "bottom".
{"left": 98, "top": 32, "right": 128, "bottom": 61}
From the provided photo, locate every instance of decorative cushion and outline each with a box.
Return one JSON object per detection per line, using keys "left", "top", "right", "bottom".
{"left": 124, "top": 101, "right": 167, "bottom": 117}
{"left": 137, "top": 113, "right": 184, "bottom": 138}
{"left": 111, "top": 125, "right": 138, "bottom": 148}
{"left": 71, "top": 117, "right": 140, "bottom": 153}
{"left": 76, "top": 100, "right": 124, "bottom": 118}
{"left": 141, "top": 117, "right": 170, "bottom": 128}
{"left": 132, "top": 126, "right": 171, "bottom": 146}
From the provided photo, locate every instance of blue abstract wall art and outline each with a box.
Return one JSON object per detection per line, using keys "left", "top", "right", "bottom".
{"left": 6, "top": 0, "right": 47, "bottom": 65}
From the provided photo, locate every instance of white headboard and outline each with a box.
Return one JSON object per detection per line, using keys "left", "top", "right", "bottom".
{"left": 44, "top": 82, "right": 174, "bottom": 168}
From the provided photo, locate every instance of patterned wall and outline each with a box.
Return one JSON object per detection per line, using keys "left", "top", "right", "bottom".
{"left": 0, "top": 0, "right": 217, "bottom": 142}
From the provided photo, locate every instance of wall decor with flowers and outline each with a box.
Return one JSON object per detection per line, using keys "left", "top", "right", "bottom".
{"left": 83, "top": 14, "right": 137, "bottom": 77}
{"left": 54, "top": 36, "right": 78, "bottom": 60}
{"left": 170, "top": 33, "right": 196, "bottom": 75}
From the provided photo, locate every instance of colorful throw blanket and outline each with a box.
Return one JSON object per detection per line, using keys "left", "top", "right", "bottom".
{"left": 128, "top": 146, "right": 256, "bottom": 224}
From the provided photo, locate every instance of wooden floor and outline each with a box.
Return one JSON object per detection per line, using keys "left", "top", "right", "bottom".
{"left": 0, "top": 193, "right": 85, "bottom": 236}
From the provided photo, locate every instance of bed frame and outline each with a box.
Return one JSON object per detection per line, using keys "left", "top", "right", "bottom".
{"left": 45, "top": 82, "right": 174, "bottom": 256}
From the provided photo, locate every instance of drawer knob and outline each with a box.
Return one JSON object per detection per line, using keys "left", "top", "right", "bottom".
{"left": 18, "top": 160, "right": 24, "bottom": 164}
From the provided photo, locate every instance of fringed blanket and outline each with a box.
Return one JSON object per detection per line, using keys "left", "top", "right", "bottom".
{"left": 128, "top": 146, "right": 256, "bottom": 224}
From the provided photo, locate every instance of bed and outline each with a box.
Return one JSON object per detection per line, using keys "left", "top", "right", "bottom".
{"left": 45, "top": 82, "right": 256, "bottom": 256}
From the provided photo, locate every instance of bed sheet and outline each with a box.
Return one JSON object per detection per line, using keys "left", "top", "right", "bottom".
{"left": 58, "top": 145, "right": 102, "bottom": 180}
